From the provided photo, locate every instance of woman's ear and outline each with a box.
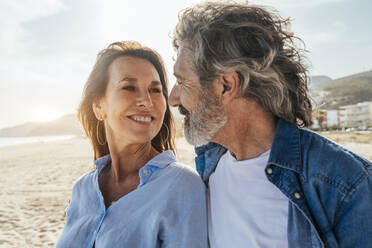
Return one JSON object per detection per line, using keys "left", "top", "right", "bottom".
{"left": 92, "top": 99, "right": 106, "bottom": 120}
{"left": 214, "top": 72, "right": 240, "bottom": 105}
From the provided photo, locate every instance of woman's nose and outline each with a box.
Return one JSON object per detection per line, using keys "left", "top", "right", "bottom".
{"left": 136, "top": 91, "right": 153, "bottom": 108}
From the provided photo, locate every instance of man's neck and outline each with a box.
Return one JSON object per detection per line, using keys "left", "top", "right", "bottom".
{"left": 211, "top": 99, "right": 277, "bottom": 161}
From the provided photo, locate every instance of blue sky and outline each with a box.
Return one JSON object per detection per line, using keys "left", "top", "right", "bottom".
{"left": 1, "top": 0, "right": 371, "bottom": 128}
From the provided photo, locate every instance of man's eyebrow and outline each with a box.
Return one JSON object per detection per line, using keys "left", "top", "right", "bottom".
{"left": 173, "top": 73, "right": 186, "bottom": 81}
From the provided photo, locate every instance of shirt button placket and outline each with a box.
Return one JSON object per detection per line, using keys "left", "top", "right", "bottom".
{"left": 93, "top": 211, "right": 106, "bottom": 241}
{"left": 139, "top": 168, "right": 152, "bottom": 186}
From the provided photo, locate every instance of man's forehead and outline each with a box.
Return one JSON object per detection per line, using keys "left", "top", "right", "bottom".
{"left": 173, "top": 45, "right": 198, "bottom": 81}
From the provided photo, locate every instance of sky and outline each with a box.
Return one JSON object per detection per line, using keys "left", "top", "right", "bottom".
{"left": 1, "top": 0, "right": 371, "bottom": 128}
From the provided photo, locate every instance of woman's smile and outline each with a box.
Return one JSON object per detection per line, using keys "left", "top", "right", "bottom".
{"left": 128, "top": 115, "right": 154, "bottom": 125}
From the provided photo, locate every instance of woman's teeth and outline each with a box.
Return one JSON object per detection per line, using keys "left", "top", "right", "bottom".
{"left": 130, "top": 116, "right": 152, "bottom": 122}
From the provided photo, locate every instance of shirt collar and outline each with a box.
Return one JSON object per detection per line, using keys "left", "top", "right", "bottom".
{"left": 194, "top": 118, "right": 302, "bottom": 175}
{"left": 195, "top": 142, "right": 222, "bottom": 156}
{"left": 94, "top": 154, "right": 111, "bottom": 170}
{"left": 146, "top": 150, "right": 177, "bottom": 168}
{"left": 94, "top": 150, "right": 177, "bottom": 171}
{"left": 268, "top": 118, "right": 302, "bottom": 173}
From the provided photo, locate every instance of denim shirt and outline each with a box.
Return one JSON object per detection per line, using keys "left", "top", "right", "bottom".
{"left": 56, "top": 150, "right": 208, "bottom": 248}
{"left": 195, "top": 119, "right": 372, "bottom": 248}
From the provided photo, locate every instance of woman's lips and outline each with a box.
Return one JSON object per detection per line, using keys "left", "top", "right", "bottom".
{"left": 128, "top": 115, "right": 154, "bottom": 125}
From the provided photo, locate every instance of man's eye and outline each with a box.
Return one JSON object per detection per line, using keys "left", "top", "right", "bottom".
{"left": 122, "top": 86, "right": 135, "bottom": 91}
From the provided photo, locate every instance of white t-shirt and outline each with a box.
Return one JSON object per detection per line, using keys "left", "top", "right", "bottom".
{"left": 208, "top": 149, "right": 288, "bottom": 248}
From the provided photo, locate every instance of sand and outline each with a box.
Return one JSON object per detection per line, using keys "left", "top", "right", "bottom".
{"left": 0, "top": 135, "right": 371, "bottom": 247}
{"left": 0, "top": 138, "right": 93, "bottom": 247}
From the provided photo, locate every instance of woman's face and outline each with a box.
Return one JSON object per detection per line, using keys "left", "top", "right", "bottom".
{"left": 95, "top": 56, "right": 166, "bottom": 146}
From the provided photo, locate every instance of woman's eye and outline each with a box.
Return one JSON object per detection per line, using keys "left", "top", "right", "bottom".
{"left": 122, "top": 86, "right": 135, "bottom": 91}
{"left": 150, "top": 88, "right": 162, "bottom": 93}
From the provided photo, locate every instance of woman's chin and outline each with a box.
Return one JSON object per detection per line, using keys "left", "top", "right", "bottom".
{"left": 129, "top": 134, "right": 156, "bottom": 144}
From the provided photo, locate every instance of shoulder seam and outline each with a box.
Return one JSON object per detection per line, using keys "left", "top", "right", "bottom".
{"left": 334, "top": 171, "right": 370, "bottom": 225}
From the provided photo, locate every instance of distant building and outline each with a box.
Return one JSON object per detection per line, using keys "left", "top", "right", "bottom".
{"left": 340, "top": 101, "right": 372, "bottom": 128}
{"left": 326, "top": 110, "right": 339, "bottom": 128}
{"left": 311, "top": 101, "right": 372, "bottom": 129}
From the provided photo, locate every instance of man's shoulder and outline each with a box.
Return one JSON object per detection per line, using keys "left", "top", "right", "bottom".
{"left": 299, "top": 128, "right": 371, "bottom": 190}
{"left": 300, "top": 128, "right": 370, "bottom": 166}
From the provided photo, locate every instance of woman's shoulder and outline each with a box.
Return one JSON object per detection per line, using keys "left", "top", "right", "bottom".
{"left": 166, "top": 162, "right": 206, "bottom": 191}
{"left": 156, "top": 162, "right": 206, "bottom": 221}
{"left": 71, "top": 169, "right": 97, "bottom": 193}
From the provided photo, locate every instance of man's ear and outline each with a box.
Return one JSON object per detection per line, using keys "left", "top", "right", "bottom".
{"left": 92, "top": 98, "right": 106, "bottom": 120}
{"left": 215, "top": 72, "right": 240, "bottom": 105}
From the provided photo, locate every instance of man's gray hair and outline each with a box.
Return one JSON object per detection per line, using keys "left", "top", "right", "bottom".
{"left": 173, "top": 1, "right": 313, "bottom": 127}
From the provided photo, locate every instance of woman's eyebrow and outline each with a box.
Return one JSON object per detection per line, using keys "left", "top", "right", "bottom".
{"left": 117, "top": 76, "right": 137, "bottom": 84}
{"left": 117, "top": 77, "right": 161, "bottom": 86}
{"left": 151, "top": 81, "right": 162, "bottom": 86}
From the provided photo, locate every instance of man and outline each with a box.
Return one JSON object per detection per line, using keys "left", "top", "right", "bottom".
{"left": 169, "top": 2, "right": 372, "bottom": 248}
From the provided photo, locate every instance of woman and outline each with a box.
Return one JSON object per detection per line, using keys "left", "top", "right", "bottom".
{"left": 56, "top": 41, "right": 207, "bottom": 248}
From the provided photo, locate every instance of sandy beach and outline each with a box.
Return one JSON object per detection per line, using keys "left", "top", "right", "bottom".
{"left": 0, "top": 135, "right": 371, "bottom": 247}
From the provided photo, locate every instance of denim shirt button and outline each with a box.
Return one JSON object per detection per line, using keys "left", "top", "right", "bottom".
{"left": 93, "top": 230, "right": 97, "bottom": 235}
{"left": 294, "top": 192, "right": 301, "bottom": 199}
{"left": 143, "top": 169, "right": 149, "bottom": 175}
{"left": 266, "top": 168, "right": 273, "bottom": 175}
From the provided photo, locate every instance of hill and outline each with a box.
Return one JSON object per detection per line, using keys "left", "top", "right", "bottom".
{"left": 309, "top": 75, "right": 333, "bottom": 89}
{"left": 322, "top": 70, "right": 372, "bottom": 109}
{"left": 0, "top": 114, "right": 83, "bottom": 137}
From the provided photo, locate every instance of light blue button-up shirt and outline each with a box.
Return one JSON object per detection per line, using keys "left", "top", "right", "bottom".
{"left": 56, "top": 150, "right": 208, "bottom": 248}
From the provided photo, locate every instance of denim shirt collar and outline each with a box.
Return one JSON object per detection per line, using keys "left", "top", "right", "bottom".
{"left": 194, "top": 118, "right": 302, "bottom": 181}
{"left": 268, "top": 119, "right": 302, "bottom": 173}
{"left": 195, "top": 142, "right": 227, "bottom": 183}
{"left": 195, "top": 142, "right": 223, "bottom": 156}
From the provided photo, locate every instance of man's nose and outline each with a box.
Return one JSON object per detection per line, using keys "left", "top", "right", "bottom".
{"left": 169, "top": 84, "right": 180, "bottom": 107}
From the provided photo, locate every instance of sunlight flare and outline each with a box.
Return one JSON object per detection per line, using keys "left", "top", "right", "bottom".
{"left": 32, "top": 108, "right": 61, "bottom": 122}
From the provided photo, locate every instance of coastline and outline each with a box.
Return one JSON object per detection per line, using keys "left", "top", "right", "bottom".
{"left": 0, "top": 135, "right": 76, "bottom": 148}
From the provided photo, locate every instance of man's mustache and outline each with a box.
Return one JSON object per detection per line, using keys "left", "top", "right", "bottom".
{"left": 178, "top": 105, "right": 189, "bottom": 116}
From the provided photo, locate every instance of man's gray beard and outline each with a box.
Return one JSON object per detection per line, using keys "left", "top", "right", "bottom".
{"left": 184, "top": 88, "right": 227, "bottom": 146}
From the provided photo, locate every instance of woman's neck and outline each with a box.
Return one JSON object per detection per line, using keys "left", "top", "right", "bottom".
{"left": 107, "top": 141, "right": 159, "bottom": 183}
